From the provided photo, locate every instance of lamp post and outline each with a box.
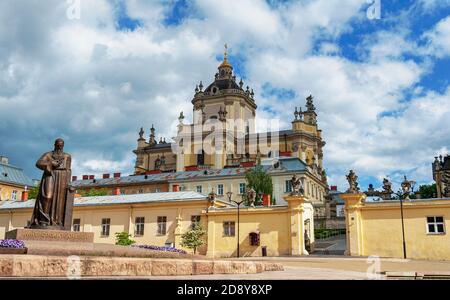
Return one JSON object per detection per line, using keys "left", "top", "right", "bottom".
{"left": 398, "top": 176, "right": 416, "bottom": 259}
{"left": 226, "top": 191, "right": 244, "bottom": 258}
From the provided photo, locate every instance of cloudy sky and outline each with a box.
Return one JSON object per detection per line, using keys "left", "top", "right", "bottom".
{"left": 1, "top": 0, "right": 449, "bottom": 192}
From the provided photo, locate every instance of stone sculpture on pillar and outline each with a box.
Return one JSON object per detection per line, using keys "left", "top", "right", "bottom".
{"left": 290, "top": 174, "right": 304, "bottom": 196}
{"left": 346, "top": 170, "right": 360, "bottom": 194}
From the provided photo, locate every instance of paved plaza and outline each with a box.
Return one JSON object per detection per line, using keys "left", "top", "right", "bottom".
{"left": 147, "top": 256, "right": 450, "bottom": 280}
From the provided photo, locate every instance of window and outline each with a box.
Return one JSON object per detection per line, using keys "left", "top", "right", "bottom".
{"left": 11, "top": 190, "right": 18, "bottom": 200}
{"left": 223, "top": 221, "right": 235, "bottom": 236}
{"left": 191, "top": 215, "right": 201, "bottom": 229}
{"left": 101, "top": 218, "right": 110, "bottom": 237}
{"left": 427, "top": 216, "right": 445, "bottom": 234}
{"left": 138, "top": 189, "right": 144, "bottom": 194}
{"left": 217, "top": 184, "right": 224, "bottom": 195}
{"left": 249, "top": 232, "right": 260, "bottom": 246}
{"left": 239, "top": 183, "right": 246, "bottom": 194}
{"left": 135, "top": 217, "right": 145, "bottom": 236}
{"left": 155, "top": 188, "right": 161, "bottom": 193}
{"left": 285, "top": 180, "right": 293, "bottom": 193}
{"left": 120, "top": 189, "right": 125, "bottom": 195}
{"left": 197, "top": 150, "right": 205, "bottom": 165}
{"left": 157, "top": 216, "right": 167, "bottom": 235}
{"left": 196, "top": 185, "right": 202, "bottom": 193}
{"left": 73, "top": 219, "right": 81, "bottom": 232}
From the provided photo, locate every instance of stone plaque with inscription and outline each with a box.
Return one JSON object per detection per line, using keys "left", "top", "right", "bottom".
{"left": 5, "top": 228, "right": 94, "bottom": 243}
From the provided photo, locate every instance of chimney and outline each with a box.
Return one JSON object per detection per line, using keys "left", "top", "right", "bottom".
{"left": 82, "top": 175, "right": 89, "bottom": 180}
{"left": 89, "top": 175, "right": 94, "bottom": 180}
{"left": 113, "top": 187, "right": 121, "bottom": 195}
{"left": 103, "top": 173, "right": 110, "bottom": 179}
{"left": 114, "top": 172, "right": 121, "bottom": 178}
{"left": 72, "top": 176, "right": 77, "bottom": 182}
{"left": 262, "top": 194, "right": 271, "bottom": 206}
{"left": 21, "top": 191, "right": 29, "bottom": 201}
{"left": 330, "top": 186, "right": 337, "bottom": 191}
{"left": 0, "top": 156, "right": 8, "bottom": 164}
{"left": 172, "top": 185, "right": 179, "bottom": 192}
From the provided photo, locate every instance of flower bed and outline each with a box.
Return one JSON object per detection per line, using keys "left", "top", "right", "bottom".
{"left": 132, "top": 245, "right": 187, "bottom": 254}
{"left": 0, "top": 239, "right": 27, "bottom": 254}
{"left": 0, "top": 239, "right": 25, "bottom": 249}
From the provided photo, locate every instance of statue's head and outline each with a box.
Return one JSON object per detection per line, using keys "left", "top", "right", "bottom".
{"left": 54, "top": 138, "right": 64, "bottom": 152}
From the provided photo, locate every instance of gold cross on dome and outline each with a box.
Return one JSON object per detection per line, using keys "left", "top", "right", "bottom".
{"left": 224, "top": 43, "right": 228, "bottom": 60}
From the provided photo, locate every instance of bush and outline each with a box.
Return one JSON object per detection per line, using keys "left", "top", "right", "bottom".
{"left": 180, "top": 224, "right": 206, "bottom": 254}
{"left": 115, "top": 232, "right": 135, "bottom": 246}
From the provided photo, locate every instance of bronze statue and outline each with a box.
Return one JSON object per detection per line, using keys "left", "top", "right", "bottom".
{"left": 346, "top": 170, "right": 360, "bottom": 193}
{"left": 30, "top": 138, "right": 75, "bottom": 230}
{"left": 290, "top": 174, "right": 304, "bottom": 196}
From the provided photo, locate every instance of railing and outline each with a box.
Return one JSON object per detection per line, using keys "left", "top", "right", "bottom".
{"left": 314, "top": 228, "right": 346, "bottom": 240}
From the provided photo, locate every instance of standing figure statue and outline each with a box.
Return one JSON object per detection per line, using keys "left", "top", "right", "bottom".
{"left": 290, "top": 174, "right": 304, "bottom": 196}
{"left": 346, "top": 170, "right": 360, "bottom": 193}
{"left": 246, "top": 188, "right": 256, "bottom": 207}
{"left": 401, "top": 175, "right": 415, "bottom": 199}
{"left": 30, "top": 138, "right": 75, "bottom": 230}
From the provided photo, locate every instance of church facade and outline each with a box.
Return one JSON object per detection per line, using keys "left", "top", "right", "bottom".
{"left": 132, "top": 48, "right": 328, "bottom": 202}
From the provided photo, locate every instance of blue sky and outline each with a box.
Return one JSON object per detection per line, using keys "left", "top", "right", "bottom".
{"left": 0, "top": 0, "right": 449, "bottom": 193}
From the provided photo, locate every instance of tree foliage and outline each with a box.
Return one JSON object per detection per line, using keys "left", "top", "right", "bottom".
{"left": 27, "top": 184, "right": 40, "bottom": 199}
{"left": 418, "top": 183, "right": 437, "bottom": 199}
{"left": 78, "top": 188, "right": 108, "bottom": 197}
{"left": 180, "top": 224, "right": 206, "bottom": 254}
{"left": 244, "top": 165, "right": 274, "bottom": 205}
{"left": 115, "top": 232, "right": 135, "bottom": 246}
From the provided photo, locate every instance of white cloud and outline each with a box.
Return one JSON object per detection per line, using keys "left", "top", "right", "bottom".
{"left": 423, "top": 16, "right": 450, "bottom": 58}
{"left": 0, "top": 0, "right": 449, "bottom": 190}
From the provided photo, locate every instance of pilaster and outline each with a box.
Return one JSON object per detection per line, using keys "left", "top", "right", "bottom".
{"left": 341, "top": 193, "right": 365, "bottom": 256}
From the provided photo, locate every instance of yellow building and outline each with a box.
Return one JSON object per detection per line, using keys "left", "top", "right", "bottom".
{"left": 342, "top": 193, "right": 450, "bottom": 261}
{"left": 0, "top": 191, "right": 314, "bottom": 258}
{"left": 73, "top": 157, "right": 328, "bottom": 219}
{"left": 0, "top": 156, "right": 35, "bottom": 202}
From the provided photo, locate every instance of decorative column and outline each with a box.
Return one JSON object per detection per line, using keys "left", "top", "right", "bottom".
{"left": 341, "top": 193, "right": 365, "bottom": 256}
{"left": 284, "top": 195, "right": 310, "bottom": 256}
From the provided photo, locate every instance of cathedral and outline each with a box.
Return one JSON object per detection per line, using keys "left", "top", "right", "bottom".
{"left": 133, "top": 47, "right": 327, "bottom": 189}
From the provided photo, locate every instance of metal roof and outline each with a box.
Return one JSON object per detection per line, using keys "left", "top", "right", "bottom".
{"left": 72, "top": 157, "right": 307, "bottom": 187}
{"left": 0, "top": 162, "right": 36, "bottom": 188}
{"left": 0, "top": 191, "right": 208, "bottom": 210}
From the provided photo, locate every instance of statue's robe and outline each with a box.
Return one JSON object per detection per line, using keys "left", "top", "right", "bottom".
{"left": 30, "top": 151, "right": 72, "bottom": 229}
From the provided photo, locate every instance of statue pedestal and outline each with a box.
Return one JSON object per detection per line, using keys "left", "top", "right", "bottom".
{"left": 5, "top": 228, "right": 94, "bottom": 243}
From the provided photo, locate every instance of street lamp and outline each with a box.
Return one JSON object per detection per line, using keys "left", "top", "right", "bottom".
{"left": 226, "top": 191, "right": 245, "bottom": 258}
{"left": 398, "top": 176, "right": 416, "bottom": 259}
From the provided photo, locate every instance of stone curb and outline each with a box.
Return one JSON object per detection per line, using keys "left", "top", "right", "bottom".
{"left": 0, "top": 255, "right": 284, "bottom": 277}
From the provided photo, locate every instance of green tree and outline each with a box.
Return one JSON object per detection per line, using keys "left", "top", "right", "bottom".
{"left": 78, "top": 188, "right": 108, "bottom": 197}
{"left": 418, "top": 183, "right": 437, "bottom": 199}
{"left": 244, "top": 165, "right": 274, "bottom": 206}
{"left": 115, "top": 232, "right": 135, "bottom": 246}
{"left": 28, "top": 185, "right": 40, "bottom": 199}
{"left": 180, "top": 224, "right": 206, "bottom": 254}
